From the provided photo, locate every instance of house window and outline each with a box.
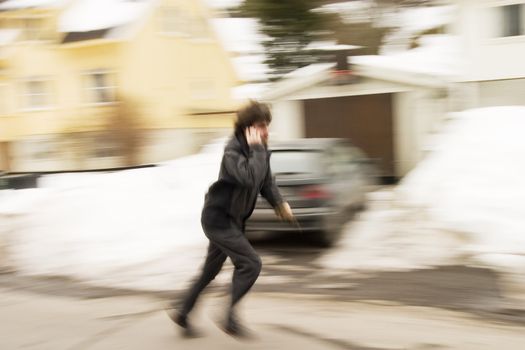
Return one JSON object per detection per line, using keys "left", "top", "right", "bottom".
{"left": 188, "top": 15, "right": 209, "bottom": 40}
{"left": 500, "top": 4, "right": 525, "bottom": 37}
{"left": 22, "top": 79, "right": 51, "bottom": 110}
{"left": 91, "top": 133, "right": 121, "bottom": 158}
{"left": 30, "top": 138, "right": 58, "bottom": 160}
{"left": 84, "top": 71, "right": 117, "bottom": 104}
{"left": 159, "top": 6, "right": 208, "bottom": 39}
{"left": 159, "top": 6, "right": 188, "bottom": 36}
{"left": 21, "top": 17, "right": 46, "bottom": 41}
{"left": 24, "top": 18, "right": 42, "bottom": 41}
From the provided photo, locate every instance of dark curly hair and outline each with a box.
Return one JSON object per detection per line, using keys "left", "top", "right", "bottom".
{"left": 234, "top": 100, "right": 272, "bottom": 134}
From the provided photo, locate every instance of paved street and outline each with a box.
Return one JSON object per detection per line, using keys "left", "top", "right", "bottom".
{"left": 1, "top": 286, "right": 525, "bottom": 350}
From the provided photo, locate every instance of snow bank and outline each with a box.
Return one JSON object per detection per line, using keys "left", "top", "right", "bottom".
{"left": 399, "top": 106, "right": 525, "bottom": 256}
{"left": 0, "top": 139, "right": 226, "bottom": 291}
{"left": 321, "top": 107, "right": 525, "bottom": 274}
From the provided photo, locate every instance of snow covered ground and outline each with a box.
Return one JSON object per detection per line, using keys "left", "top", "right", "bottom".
{"left": 0, "top": 139, "right": 226, "bottom": 291}
{"left": 320, "top": 107, "right": 525, "bottom": 280}
{"left": 2, "top": 107, "right": 525, "bottom": 294}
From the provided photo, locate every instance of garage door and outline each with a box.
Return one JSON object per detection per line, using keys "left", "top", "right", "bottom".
{"left": 303, "top": 94, "right": 394, "bottom": 178}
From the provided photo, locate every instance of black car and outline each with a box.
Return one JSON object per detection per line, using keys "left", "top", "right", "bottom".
{"left": 245, "top": 138, "right": 378, "bottom": 246}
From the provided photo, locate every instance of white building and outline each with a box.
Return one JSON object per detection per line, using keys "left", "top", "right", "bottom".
{"left": 265, "top": 2, "right": 525, "bottom": 180}
{"left": 454, "top": 0, "right": 525, "bottom": 107}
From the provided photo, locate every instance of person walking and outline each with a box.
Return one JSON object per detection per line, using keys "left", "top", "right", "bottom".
{"left": 167, "top": 101, "right": 294, "bottom": 337}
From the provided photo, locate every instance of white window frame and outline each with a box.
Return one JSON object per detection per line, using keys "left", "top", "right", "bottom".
{"left": 82, "top": 70, "right": 118, "bottom": 106}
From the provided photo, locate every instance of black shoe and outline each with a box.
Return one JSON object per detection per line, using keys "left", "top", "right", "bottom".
{"left": 220, "top": 314, "right": 254, "bottom": 340}
{"left": 166, "top": 309, "right": 201, "bottom": 338}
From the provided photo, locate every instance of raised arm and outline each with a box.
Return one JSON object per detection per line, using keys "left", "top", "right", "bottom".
{"left": 223, "top": 145, "right": 268, "bottom": 188}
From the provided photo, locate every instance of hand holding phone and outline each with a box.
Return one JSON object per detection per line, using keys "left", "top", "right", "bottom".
{"left": 245, "top": 126, "right": 262, "bottom": 145}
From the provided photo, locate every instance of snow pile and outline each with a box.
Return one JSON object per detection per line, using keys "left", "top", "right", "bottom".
{"left": 399, "top": 106, "right": 525, "bottom": 268}
{"left": 321, "top": 107, "right": 525, "bottom": 274}
{"left": 0, "top": 139, "right": 226, "bottom": 291}
{"left": 319, "top": 191, "right": 468, "bottom": 272}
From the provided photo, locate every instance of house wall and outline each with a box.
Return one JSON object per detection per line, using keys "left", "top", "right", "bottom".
{"left": 268, "top": 100, "right": 304, "bottom": 141}
{"left": 119, "top": 0, "right": 239, "bottom": 130}
{"left": 0, "top": 0, "right": 240, "bottom": 172}
{"left": 0, "top": 141, "right": 9, "bottom": 171}
{"left": 8, "top": 127, "right": 231, "bottom": 172}
{"left": 138, "top": 127, "right": 230, "bottom": 164}
{"left": 393, "top": 90, "right": 448, "bottom": 178}
{"left": 393, "top": 92, "right": 418, "bottom": 178}
{"left": 478, "top": 78, "right": 525, "bottom": 106}
{"left": 458, "top": 0, "right": 525, "bottom": 81}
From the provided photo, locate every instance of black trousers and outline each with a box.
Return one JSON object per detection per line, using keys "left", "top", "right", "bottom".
{"left": 178, "top": 222, "right": 262, "bottom": 317}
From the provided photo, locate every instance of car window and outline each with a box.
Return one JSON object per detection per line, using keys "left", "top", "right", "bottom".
{"left": 349, "top": 146, "right": 367, "bottom": 162}
{"left": 270, "top": 150, "right": 324, "bottom": 175}
{"left": 328, "top": 144, "right": 360, "bottom": 176}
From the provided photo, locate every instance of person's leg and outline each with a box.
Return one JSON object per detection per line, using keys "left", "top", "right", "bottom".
{"left": 227, "top": 240, "right": 261, "bottom": 310}
{"left": 177, "top": 241, "right": 227, "bottom": 317}
{"left": 210, "top": 227, "right": 262, "bottom": 333}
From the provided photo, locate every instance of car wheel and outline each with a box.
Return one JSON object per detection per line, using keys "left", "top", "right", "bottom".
{"left": 312, "top": 212, "right": 346, "bottom": 247}
{"left": 310, "top": 229, "right": 340, "bottom": 248}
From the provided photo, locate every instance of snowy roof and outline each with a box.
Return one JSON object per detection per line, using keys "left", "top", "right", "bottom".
{"left": 305, "top": 41, "right": 362, "bottom": 51}
{"left": 204, "top": 0, "right": 242, "bottom": 10}
{"left": 232, "top": 82, "right": 270, "bottom": 100}
{"left": 383, "top": 5, "right": 455, "bottom": 34}
{"left": 315, "top": 0, "right": 372, "bottom": 23}
{"left": 318, "top": 2, "right": 455, "bottom": 30}
{"left": 231, "top": 54, "right": 269, "bottom": 82}
{"left": 0, "top": 0, "right": 69, "bottom": 10}
{"left": 352, "top": 34, "right": 462, "bottom": 86}
{"left": 262, "top": 62, "right": 335, "bottom": 100}
{"left": 284, "top": 62, "right": 334, "bottom": 79}
{"left": 58, "top": 0, "right": 153, "bottom": 33}
{"left": 380, "top": 5, "right": 457, "bottom": 54}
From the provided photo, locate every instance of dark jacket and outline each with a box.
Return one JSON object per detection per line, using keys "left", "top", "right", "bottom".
{"left": 201, "top": 131, "right": 283, "bottom": 230}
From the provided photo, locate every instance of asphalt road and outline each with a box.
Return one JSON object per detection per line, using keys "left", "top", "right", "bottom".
{"left": 0, "top": 224, "right": 524, "bottom": 327}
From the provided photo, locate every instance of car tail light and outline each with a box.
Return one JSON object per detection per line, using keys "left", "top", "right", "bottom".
{"left": 299, "top": 185, "right": 331, "bottom": 200}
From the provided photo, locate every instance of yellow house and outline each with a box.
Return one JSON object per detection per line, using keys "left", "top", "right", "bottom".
{"left": 0, "top": 0, "right": 240, "bottom": 172}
